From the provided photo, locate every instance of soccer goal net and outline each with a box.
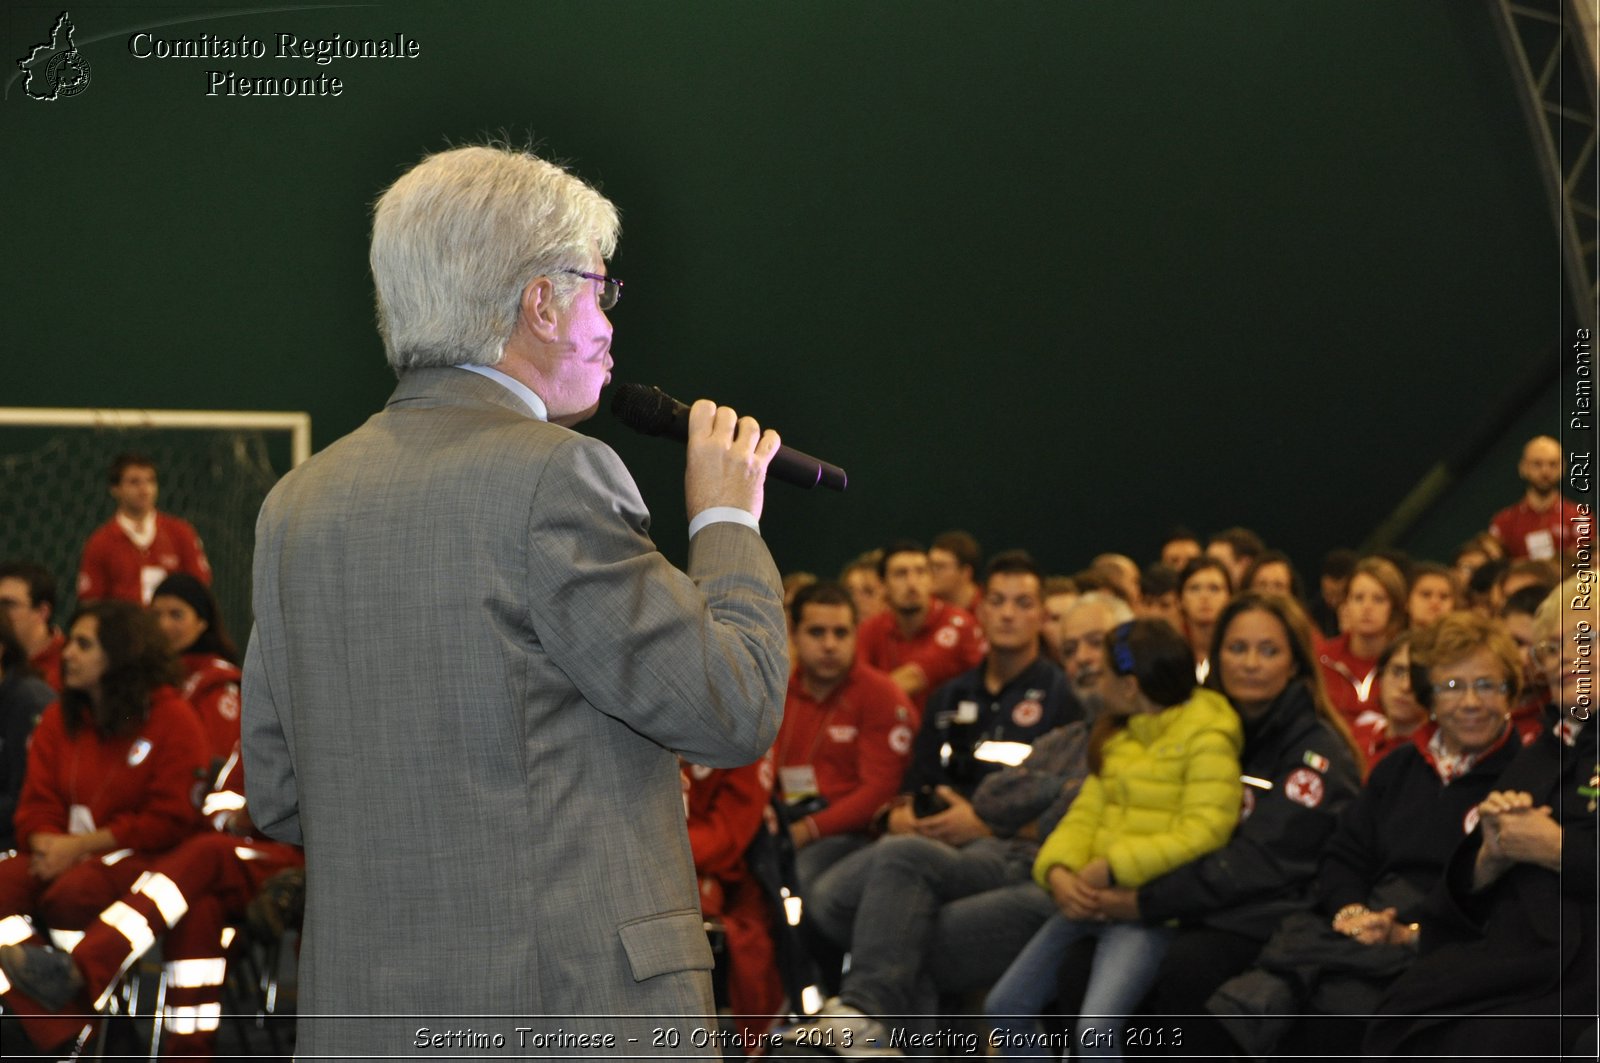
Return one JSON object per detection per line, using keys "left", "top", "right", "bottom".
{"left": 0, "top": 407, "right": 311, "bottom": 640}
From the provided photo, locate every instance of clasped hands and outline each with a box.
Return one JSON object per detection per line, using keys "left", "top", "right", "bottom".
{"left": 1045, "top": 859, "right": 1139, "bottom": 922}
{"left": 886, "top": 786, "right": 993, "bottom": 847}
{"left": 28, "top": 832, "right": 92, "bottom": 882}
{"left": 1331, "top": 904, "right": 1417, "bottom": 947}
{"left": 1474, "top": 789, "right": 1563, "bottom": 885}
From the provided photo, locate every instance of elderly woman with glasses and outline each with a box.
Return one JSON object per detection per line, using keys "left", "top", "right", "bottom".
{"left": 1208, "top": 610, "right": 1525, "bottom": 1057}
{"left": 1370, "top": 573, "right": 1597, "bottom": 1058}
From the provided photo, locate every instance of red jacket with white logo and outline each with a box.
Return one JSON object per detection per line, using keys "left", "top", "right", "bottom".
{"left": 180, "top": 652, "right": 243, "bottom": 763}
{"left": 855, "top": 598, "right": 985, "bottom": 712}
{"left": 14, "top": 685, "right": 208, "bottom": 853}
{"left": 776, "top": 660, "right": 916, "bottom": 838}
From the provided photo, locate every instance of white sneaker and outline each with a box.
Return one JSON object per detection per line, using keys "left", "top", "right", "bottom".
{"left": 774, "top": 998, "right": 904, "bottom": 1057}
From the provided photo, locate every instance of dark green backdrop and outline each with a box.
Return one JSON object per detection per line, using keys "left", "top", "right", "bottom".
{"left": 2, "top": 0, "right": 1573, "bottom": 592}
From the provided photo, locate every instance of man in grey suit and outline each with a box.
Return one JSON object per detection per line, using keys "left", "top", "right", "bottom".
{"left": 242, "top": 144, "right": 789, "bottom": 1057}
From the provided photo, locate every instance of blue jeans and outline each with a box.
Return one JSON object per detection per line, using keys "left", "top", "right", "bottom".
{"left": 985, "top": 913, "right": 1174, "bottom": 1059}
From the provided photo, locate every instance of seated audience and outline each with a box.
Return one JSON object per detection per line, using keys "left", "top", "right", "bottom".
{"left": 1318, "top": 556, "right": 1407, "bottom": 727}
{"left": 776, "top": 582, "right": 916, "bottom": 888}
{"left": 0, "top": 744, "right": 306, "bottom": 1058}
{"left": 1405, "top": 562, "right": 1458, "bottom": 630}
{"left": 840, "top": 552, "right": 887, "bottom": 623}
{"left": 0, "top": 562, "right": 66, "bottom": 693}
{"left": 1452, "top": 532, "right": 1504, "bottom": 592}
{"left": 0, "top": 602, "right": 208, "bottom": 1048}
{"left": 149, "top": 574, "right": 242, "bottom": 764}
{"left": 1500, "top": 584, "right": 1553, "bottom": 744}
{"left": 1157, "top": 527, "right": 1202, "bottom": 575}
{"left": 1176, "top": 556, "right": 1232, "bottom": 683}
{"left": 1368, "top": 574, "right": 1596, "bottom": 1057}
{"left": 1208, "top": 610, "right": 1524, "bottom": 1057}
{"left": 680, "top": 752, "right": 784, "bottom": 1048}
{"left": 1136, "top": 564, "right": 1181, "bottom": 632}
{"left": 929, "top": 531, "right": 983, "bottom": 613}
{"left": 876, "top": 594, "right": 1138, "bottom": 1021}
{"left": 1089, "top": 554, "right": 1142, "bottom": 609}
{"left": 1040, "top": 576, "right": 1080, "bottom": 664}
{"left": 0, "top": 612, "right": 52, "bottom": 852}
{"left": 1351, "top": 632, "right": 1425, "bottom": 769}
{"left": 1493, "top": 557, "right": 1559, "bottom": 613}
{"left": 986, "top": 619, "right": 1242, "bottom": 1058}
{"left": 1310, "top": 547, "right": 1356, "bottom": 639}
{"left": 1053, "top": 592, "right": 1362, "bottom": 1057}
{"left": 855, "top": 540, "right": 985, "bottom": 712}
{"left": 1205, "top": 527, "right": 1265, "bottom": 589}
{"left": 1464, "top": 556, "right": 1508, "bottom": 615}
{"left": 1241, "top": 549, "right": 1303, "bottom": 602}
{"left": 791, "top": 553, "right": 1081, "bottom": 1043}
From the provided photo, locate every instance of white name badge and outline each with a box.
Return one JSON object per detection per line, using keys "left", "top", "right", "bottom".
{"left": 139, "top": 565, "right": 168, "bottom": 604}
{"left": 1524, "top": 528, "right": 1556, "bottom": 561}
{"left": 955, "top": 700, "right": 981, "bottom": 725}
{"left": 68, "top": 804, "right": 96, "bottom": 834}
{"left": 779, "top": 765, "right": 820, "bottom": 802}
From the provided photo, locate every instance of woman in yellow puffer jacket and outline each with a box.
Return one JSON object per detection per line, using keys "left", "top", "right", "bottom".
{"left": 985, "top": 619, "right": 1242, "bottom": 1059}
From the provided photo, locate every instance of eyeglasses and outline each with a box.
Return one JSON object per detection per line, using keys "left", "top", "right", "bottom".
{"left": 1430, "top": 677, "right": 1513, "bottom": 701}
{"left": 1533, "top": 631, "right": 1595, "bottom": 663}
{"left": 562, "top": 270, "right": 623, "bottom": 311}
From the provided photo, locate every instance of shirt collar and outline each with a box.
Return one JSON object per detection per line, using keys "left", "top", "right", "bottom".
{"left": 456, "top": 364, "right": 549, "bottom": 421}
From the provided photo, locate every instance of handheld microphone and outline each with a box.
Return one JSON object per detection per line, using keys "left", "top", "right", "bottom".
{"left": 610, "top": 383, "right": 848, "bottom": 491}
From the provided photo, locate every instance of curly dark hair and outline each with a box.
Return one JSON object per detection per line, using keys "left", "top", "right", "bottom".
{"left": 61, "top": 600, "right": 183, "bottom": 739}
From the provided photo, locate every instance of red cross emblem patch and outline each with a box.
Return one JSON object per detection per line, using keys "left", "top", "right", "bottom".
{"left": 1284, "top": 768, "right": 1324, "bottom": 808}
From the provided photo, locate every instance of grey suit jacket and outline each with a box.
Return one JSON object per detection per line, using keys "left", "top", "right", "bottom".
{"left": 242, "top": 367, "right": 787, "bottom": 1057}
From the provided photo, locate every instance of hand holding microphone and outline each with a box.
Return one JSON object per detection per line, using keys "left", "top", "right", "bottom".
{"left": 685, "top": 399, "right": 783, "bottom": 521}
{"left": 610, "top": 384, "right": 849, "bottom": 522}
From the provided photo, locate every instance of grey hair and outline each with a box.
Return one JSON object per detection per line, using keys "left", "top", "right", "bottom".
{"left": 1535, "top": 569, "right": 1595, "bottom": 638}
{"left": 1069, "top": 591, "right": 1135, "bottom": 626}
{"left": 370, "top": 144, "right": 621, "bottom": 371}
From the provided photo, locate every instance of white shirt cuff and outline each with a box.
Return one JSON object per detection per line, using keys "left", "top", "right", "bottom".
{"left": 688, "top": 506, "right": 760, "bottom": 538}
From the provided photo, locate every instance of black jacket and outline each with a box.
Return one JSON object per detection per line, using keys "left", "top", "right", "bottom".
{"left": 1317, "top": 722, "right": 1523, "bottom": 918}
{"left": 1369, "top": 715, "right": 1598, "bottom": 1056}
{"left": 1137, "top": 679, "right": 1361, "bottom": 940}
{"left": 903, "top": 654, "right": 1079, "bottom": 798}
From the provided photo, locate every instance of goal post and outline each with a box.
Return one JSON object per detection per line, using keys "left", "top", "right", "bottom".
{"left": 0, "top": 406, "right": 312, "bottom": 641}
{"left": 0, "top": 407, "right": 312, "bottom": 466}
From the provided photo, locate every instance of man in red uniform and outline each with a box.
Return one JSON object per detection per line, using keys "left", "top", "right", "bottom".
{"left": 0, "top": 562, "right": 66, "bottom": 693}
{"left": 681, "top": 751, "right": 783, "bottom": 1049}
{"left": 928, "top": 530, "right": 982, "bottom": 612}
{"left": 0, "top": 745, "right": 304, "bottom": 1058}
{"left": 1488, "top": 435, "right": 1588, "bottom": 561}
{"left": 77, "top": 454, "right": 212, "bottom": 604}
{"left": 777, "top": 582, "right": 916, "bottom": 888}
{"left": 854, "top": 540, "right": 985, "bottom": 713}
